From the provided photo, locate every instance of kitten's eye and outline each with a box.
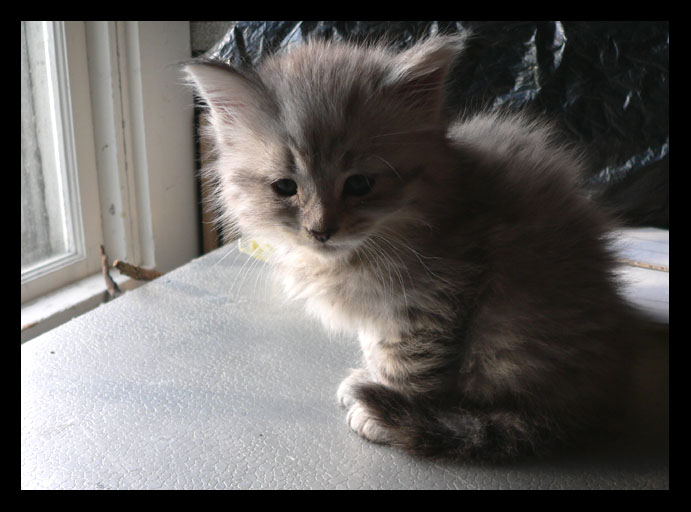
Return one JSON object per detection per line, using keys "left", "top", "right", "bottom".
{"left": 343, "top": 174, "right": 374, "bottom": 197}
{"left": 271, "top": 178, "right": 298, "bottom": 197}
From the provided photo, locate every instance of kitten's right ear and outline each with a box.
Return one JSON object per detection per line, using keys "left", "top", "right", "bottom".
{"left": 183, "top": 61, "right": 269, "bottom": 126}
{"left": 383, "top": 35, "right": 469, "bottom": 126}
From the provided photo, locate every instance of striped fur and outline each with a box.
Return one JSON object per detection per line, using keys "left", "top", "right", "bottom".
{"left": 185, "top": 36, "right": 638, "bottom": 461}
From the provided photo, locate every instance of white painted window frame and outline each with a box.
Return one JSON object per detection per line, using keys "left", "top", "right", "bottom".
{"left": 21, "top": 21, "right": 104, "bottom": 301}
{"left": 22, "top": 21, "right": 199, "bottom": 342}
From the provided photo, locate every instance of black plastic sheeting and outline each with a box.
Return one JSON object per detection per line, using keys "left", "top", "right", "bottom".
{"left": 204, "top": 21, "right": 669, "bottom": 229}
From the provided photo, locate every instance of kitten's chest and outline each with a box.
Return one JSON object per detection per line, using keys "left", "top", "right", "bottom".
{"left": 277, "top": 258, "right": 409, "bottom": 335}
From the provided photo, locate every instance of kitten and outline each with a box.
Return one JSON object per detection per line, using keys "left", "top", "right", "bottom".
{"left": 184, "top": 35, "right": 639, "bottom": 461}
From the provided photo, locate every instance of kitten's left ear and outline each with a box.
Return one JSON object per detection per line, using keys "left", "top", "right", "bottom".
{"left": 384, "top": 35, "right": 468, "bottom": 123}
{"left": 183, "top": 61, "right": 272, "bottom": 130}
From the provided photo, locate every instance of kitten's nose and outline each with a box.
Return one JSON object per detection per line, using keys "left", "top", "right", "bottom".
{"left": 307, "top": 227, "right": 337, "bottom": 243}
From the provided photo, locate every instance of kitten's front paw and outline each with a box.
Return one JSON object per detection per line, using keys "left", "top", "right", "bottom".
{"left": 336, "top": 368, "right": 371, "bottom": 409}
{"left": 337, "top": 368, "right": 392, "bottom": 444}
{"left": 345, "top": 401, "right": 392, "bottom": 444}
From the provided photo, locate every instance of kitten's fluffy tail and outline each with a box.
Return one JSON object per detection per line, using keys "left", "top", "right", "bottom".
{"left": 353, "top": 383, "right": 548, "bottom": 462}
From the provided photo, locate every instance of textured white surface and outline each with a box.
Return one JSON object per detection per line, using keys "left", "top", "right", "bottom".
{"left": 21, "top": 232, "right": 668, "bottom": 489}
{"left": 611, "top": 227, "right": 669, "bottom": 324}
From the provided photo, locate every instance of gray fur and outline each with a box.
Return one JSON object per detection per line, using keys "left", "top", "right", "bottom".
{"left": 185, "top": 36, "right": 638, "bottom": 461}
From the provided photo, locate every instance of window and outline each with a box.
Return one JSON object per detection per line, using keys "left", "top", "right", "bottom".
{"left": 21, "top": 21, "right": 199, "bottom": 341}
{"left": 21, "top": 21, "right": 84, "bottom": 279}
{"left": 21, "top": 21, "right": 103, "bottom": 305}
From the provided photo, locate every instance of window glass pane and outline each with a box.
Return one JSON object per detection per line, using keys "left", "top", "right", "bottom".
{"left": 21, "top": 21, "right": 74, "bottom": 274}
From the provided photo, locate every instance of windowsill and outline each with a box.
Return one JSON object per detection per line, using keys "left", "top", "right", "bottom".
{"left": 21, "top": 271, "right": 143, "bottom": 343}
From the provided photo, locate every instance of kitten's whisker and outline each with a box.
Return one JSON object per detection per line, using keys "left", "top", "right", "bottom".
{"left": 372, "top": 154, "right": 402, "bottom": 179}
{"left": 369, "top": 234, "right": 410, "bottom": 315}
{"left": 368, "top": 141, "right": 434, "bottom": 146}
{"left": 262, "top": 260, "right": 276, "bottom": 297}
{"left": 371, "top": 128, "right": 440, "bottom": 140}
{"left": 367, "top": 239, "right": 398, "bottom": 300}
{"left": 362, "top": 239, "right": 394, "bottom": 306}
{"left": 376, "top": 227, "right": 457, "bottom": 290}
{"left": 377, "top": 226, "right": 441, "bottom": 261}
{"left": 240, "top": 252, "right": 264, "bottom": 294}
{"left": 370, "top": 233, "right": 414, "bottom": 291}
{"left": 238, "top": 249, "right": 265, "bottom": 295}
{"left": 253, "top": 254, "right": 271, "bottom": 295}
{"left": 212, "top": 243, "right": 241, "bottom": 268}
{"left": 227, "top": 246, "right": 260, "bottom": 297}
{"left": 361, "top": 240, "right": 393, "bottom": 306}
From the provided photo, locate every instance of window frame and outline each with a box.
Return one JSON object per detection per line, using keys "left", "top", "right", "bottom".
{"left": 21, "top": 21, "right": 104, "bottom": 303}
{"left": 22, "top": 21, "right": 199, "bottom": 340}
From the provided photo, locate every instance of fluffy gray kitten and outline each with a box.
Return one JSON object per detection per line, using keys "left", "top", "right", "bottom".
{"left": 184, "top": 36, "right": 639, "bottom": 461}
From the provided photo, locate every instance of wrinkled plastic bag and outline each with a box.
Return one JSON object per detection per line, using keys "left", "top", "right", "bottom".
{"left": 204, "top": 21, "right": 669, "bottom": 228}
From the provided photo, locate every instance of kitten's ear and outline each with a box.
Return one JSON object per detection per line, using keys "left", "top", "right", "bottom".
{"left": 183, "top": 61, "right": 270, "bottom": 128}
{"left": 384, "top": 35, "right": 468, "bottom": 123}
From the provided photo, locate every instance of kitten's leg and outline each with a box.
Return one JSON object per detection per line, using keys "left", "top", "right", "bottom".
{"left": 336, "top": 329, "right": 453, "bottom": 445}
{"left": 340, "top": 330, "right": 541, "bottom": 459}
{"left": 336, "top": 368, "right": 370, "bottom": 409}
{"left": 352, "top": 381, "right": 539, "bottom": 461}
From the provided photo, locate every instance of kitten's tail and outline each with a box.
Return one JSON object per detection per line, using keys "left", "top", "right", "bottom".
{"left": 353, "top": 383, "right": 549, "bottom": 462}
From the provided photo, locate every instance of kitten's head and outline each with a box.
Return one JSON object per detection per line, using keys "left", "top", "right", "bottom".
{"left": 185, "top": 36, "right": 466, "bottom": 261}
